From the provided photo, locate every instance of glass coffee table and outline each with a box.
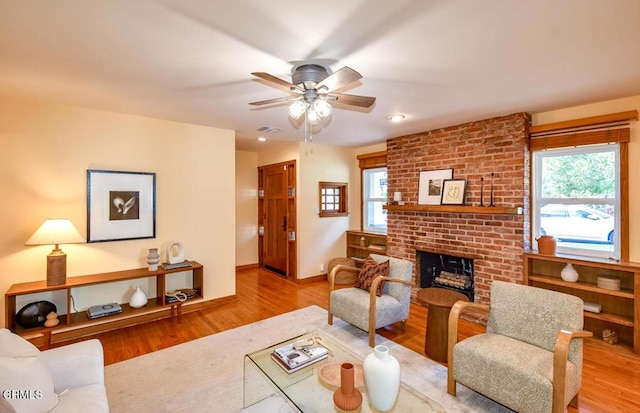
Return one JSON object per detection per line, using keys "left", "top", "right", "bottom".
{"left": 244, "top": 330, "right": 444, "bottom": 412}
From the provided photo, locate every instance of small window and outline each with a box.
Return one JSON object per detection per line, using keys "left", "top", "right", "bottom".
{"left": 363, "top": 167, "right": 387, "bottom": 233}
{"left": 319, "top": 182, "right": 348, "bottom": 217}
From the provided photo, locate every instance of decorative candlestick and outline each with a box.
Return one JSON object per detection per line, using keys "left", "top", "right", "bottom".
{"left": 489, "top": 173, "right": 495, "bottom": 207}
{"left": 480, "top": 177, "right": 484, "bottom": 206}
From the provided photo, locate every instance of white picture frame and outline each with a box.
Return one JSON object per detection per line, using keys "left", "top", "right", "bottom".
{"left": 87, "top": 170, "right": 156, "bottom": 242}
{"left": 418, "top": 169, "right": 453, "bottom": 205}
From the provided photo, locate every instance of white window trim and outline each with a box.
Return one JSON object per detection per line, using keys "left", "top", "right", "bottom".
{"left": 363, "top": 167, "right": 387, "bottom": 234}
{"left": 532, "top": 144, "right": 620, "bottom": 260}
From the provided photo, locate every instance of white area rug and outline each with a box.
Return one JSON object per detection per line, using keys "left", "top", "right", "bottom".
{"left": 105, "top": 305, "right": 510, "bottom": 412}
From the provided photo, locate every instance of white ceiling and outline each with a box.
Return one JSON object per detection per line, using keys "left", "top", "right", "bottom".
{"left": 2, "top": 0, "right": 640, "bottom": 152}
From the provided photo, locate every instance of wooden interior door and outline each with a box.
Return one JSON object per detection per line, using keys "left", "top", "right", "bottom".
{"left": 263, "top": 163, "right": 288, "bottom": 275}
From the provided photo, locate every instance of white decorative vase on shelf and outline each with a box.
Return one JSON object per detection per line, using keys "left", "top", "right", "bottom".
{"left": 147, "top": 248, "right": 160, "bottom": 271}
{"left": 129, "top": 286, "right": 148, "bottom": 308}
{"left": 561, "top": 263, "right": 579, "bottom": 282}
{"left": 363, "top": 345, "right": 400, "bottom": 411}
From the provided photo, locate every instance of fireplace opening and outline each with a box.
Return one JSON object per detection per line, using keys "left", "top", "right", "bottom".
{"left": 416, "top": 250, "right": 474, "bottom": 301}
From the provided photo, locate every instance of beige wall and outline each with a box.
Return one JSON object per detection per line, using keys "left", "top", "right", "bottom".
{"left": 298, "top": 143, "right": 355, "bottom": 278}
{"left": 255, "top": 142, "right": 359, "bottom": 279}
{"left": 532, "top": 95, "right": 640, "bottom": 261}
{"left": 235, "top": 151, "right": 258, "bottom": 267}
{"left": 0, "top": 97, "right": 236, "bottom": 327}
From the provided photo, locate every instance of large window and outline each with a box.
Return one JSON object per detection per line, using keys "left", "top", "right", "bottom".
{"left": 532, "top": 144, "right": 619, "bottom": 259}
{"left": 363, "top": 167, "right": 387, "bottom": 233}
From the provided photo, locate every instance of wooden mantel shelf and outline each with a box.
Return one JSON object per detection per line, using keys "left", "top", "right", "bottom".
{"left": 383, "top": 204, "right": 523, "bottom": 215}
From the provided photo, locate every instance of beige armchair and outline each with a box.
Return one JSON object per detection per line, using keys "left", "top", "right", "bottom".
{"left": 328, "top": 254, "right": 413, "bottom": 347}
{"left": 447, "top": 280, "right": 592, "bottom": 413}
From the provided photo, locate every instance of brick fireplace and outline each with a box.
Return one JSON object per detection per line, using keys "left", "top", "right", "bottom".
{"left": 386, "top": 113, "right": 531, "bottom": 303}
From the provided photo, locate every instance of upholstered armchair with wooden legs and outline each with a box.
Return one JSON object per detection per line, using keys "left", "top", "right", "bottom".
{"left": 447, "top": 280, "right": 592, "bottom": 413}
{"left": 328, "top": 254, "right": 413, "bottom": 347}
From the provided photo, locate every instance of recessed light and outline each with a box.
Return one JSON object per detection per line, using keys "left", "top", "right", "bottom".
{"left": 257, "top": 136, "right": 266, "bottom": 142}
{"left": 388, "top": 114, "right": 406, "bottom": 122}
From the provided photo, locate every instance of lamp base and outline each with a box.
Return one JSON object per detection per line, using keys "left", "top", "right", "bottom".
{"left": 47, "top": 249, "right": 67, "bottom": 286}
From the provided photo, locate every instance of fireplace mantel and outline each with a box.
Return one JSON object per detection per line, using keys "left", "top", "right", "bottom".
{"left": 383, "top": 204, "right": 522, "bottom": 215}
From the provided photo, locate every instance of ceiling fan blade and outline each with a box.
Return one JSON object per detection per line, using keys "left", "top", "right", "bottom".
{"left": 251, "top": 72, "right": 302, "bottom": 93}
{"left": 315, "top": 66, "right": 362, "bottom": 93}
{"left": 249, "top": 96, "right": 291, "bottom": 106}
{"left": 329, "top": 93, "right": 376, "bottom": 108}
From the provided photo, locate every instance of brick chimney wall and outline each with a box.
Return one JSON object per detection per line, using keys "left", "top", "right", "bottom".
{"left": 386, "top": 113, "right": 531, "bottom": 303}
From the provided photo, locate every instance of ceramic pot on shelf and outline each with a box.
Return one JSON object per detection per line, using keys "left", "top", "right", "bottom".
{"left": 333, "top": 363, "right": 362, "bottom": 411}
{"left": 561, "top": 263, "right": 579, "bottom": 282}
{"left": 129, "top": 286, "right": 148, "bottom": 309}
{"left": 147, "top": 248, "right": 160, "bottom": 271}
{"left": 536, "top": 235, "right": 556, "bottom": 255}
{"left": 363, "top": 345, "right": 400, "bottom": 411}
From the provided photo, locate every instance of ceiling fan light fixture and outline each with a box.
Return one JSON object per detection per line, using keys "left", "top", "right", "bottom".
{"left": 313, "top": 99, "right": 332, "bottom": 118}
{"left": 306, "top": 107, "right": 319, "bottom": 123}
{"left": 288, "top": 100, "right": 307, "bottom": 120}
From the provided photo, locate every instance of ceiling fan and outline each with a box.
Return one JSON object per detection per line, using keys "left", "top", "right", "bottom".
{"left": 249, "top": 64, "right": 376, "bottom": 128}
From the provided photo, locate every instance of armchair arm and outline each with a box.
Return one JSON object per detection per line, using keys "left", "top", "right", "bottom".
{"left": 366, "top": 276, "right": 414, "bottom": 346}
{"left": 552, "top": 329, "right": 593, "bottom": 413}
{"left": 447, "top": 301, "right": 490, "bottom": 396}
{"left": 328, "top": 264, "right": 359, "bottom": 293}
{"left": 39, "top": 339, "right": 105, "bottom": 394}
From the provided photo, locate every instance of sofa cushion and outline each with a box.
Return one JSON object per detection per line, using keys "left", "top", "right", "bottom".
{"left": 50, "top": 384, "right": 109, "bottom": 413}
{"left": 354, "top": 256, "right": 389, "bottom": 296}
{"left": 0, "top": 328, "right": 58, "bottom": 413}
{"left": 0, "top": 356, "right": 58, "bottom": 413}
{"left": 0, "top": 328, "right": 39, "bottom": 358}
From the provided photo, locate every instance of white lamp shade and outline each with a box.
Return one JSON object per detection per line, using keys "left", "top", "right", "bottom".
{"left": 306, "top": 107, "right": 319, "bottom": 123}
{"left": 313, "top": 99, "right": 332, "bottom": 118}
{"left": 393, "top": 192, "right": 402, "bottom": 202}
{"left": 288, "top": 100, "right": 307, "bottom": 120}
{"left": 25, "top": 219, "right": 85, "bottom": 246}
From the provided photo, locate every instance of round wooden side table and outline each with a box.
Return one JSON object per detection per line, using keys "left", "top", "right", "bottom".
{"left": 416, "top": 288, "right": 469, "bottom": 363}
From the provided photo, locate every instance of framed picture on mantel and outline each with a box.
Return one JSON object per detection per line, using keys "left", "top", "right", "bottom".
{"left": 418, "top": 168, "right": 453, "bottom": 205}
{"left": 441, "top": 179, "right": 467, "bottom": 205}
{"left": 87, "top": 169, "right": 156, "bottom": 242}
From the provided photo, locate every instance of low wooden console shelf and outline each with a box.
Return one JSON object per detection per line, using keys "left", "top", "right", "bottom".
{"left": 5, "top": 261, "right": 204, "bottom": 348}
{"left": 524, "top": 252, "right": 639, "bottom": 354}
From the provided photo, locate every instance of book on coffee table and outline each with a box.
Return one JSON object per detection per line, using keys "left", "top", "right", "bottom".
{"left": 271, "top": 342, "right": 329, "bottom": 374}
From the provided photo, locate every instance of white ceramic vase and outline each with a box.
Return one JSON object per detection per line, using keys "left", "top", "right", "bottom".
{"left": 129, "top": 286, "right": 148, "bottom": 308}
{"left": 363, "top": 345, "right": 400, "bottom": 411}
{"left": 561, "top": 263, "right": 579, "bottom": 282}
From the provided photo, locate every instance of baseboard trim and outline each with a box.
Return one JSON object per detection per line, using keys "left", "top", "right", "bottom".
{"left": 236, "top": 263, "right": 258, "bottom": 271}
{"left": 297, "top": 274, "right": 327, "bottom": 284}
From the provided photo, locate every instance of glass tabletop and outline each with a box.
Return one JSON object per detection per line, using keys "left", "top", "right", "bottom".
{"left": 244, "top": 329, "right": 444, "bottom": 412}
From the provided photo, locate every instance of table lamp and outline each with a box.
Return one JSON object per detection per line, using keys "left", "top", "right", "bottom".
{"left": 25, "top": 219, "right": 85, "bottom": 286}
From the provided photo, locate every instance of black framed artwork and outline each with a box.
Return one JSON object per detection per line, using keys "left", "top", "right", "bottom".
{"left": 87, "top": 170, "right": 156, "bottom": 242}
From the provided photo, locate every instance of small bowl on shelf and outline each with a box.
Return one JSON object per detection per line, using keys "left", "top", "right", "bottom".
{"left": 597, "top": 276, "right": 621, "bottom": 291}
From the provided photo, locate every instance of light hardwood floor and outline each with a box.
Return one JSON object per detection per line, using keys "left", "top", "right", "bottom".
{"left": 72, "top": 267, "right": 640, "bottom": 413}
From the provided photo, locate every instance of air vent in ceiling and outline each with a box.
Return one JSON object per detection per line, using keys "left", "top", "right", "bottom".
{"left": 257, "top": 126, "right": 281, "bottom": 134}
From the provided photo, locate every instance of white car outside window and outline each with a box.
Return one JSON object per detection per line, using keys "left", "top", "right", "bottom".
{"left": 540, "top": 204, "right": 614, "bottom": 244}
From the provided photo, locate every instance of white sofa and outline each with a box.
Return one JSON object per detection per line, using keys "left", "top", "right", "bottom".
{"left": 0, "top": 328, "right": 109, "bottom": 413}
